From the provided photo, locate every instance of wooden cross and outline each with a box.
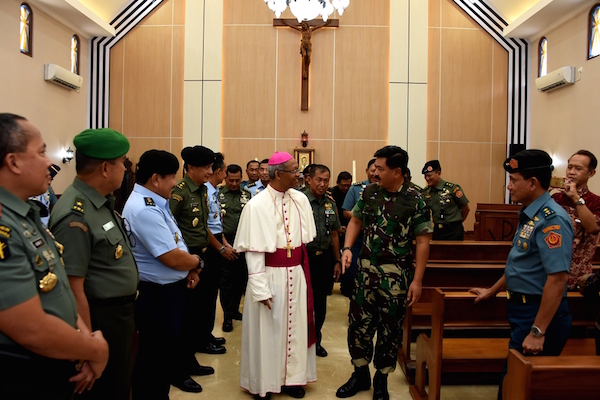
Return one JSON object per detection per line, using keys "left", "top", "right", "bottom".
{"left": 274, "top": 18, "right": 339, "bottom": 110}
{"left": 283, "top": 239, "right": 294, "bottom": 258}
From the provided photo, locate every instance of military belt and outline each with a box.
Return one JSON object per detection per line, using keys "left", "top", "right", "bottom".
{"left": 87, "top": 292, "right": 137, "bottom": 307}
{"left": 506, "top": 290, "right": 543, "bottom": 304}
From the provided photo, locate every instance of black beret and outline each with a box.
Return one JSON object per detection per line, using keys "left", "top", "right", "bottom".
{"left": 181, "top": 146, "right": 214, "bottom": 167}
{"left": 504, "top": 150, "right": 553, "bottom": 173}
{"left": 422, "top": 160, "right": 441, "bottom": 174}
{"left": 49, "top": 164, "right": 61, "bottom": 178}
{"left": 73, "top": 128, "right": 130, "bottom": 159}
{"left": 137, "top": 150, "right": 179, "bottom": 177}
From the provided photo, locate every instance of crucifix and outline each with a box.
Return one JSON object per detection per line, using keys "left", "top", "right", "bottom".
{"left": 274, "top": 18, "right": 339, "bottom": 110}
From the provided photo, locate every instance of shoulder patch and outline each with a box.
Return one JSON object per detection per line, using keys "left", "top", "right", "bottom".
{"left": 69, "top": 221, "right": 89, "bottom": 232}
{"left": 456, "top": 190, "right": 464, "bottom": 198}
{"left": 247, "top": 182, "right": 256, "bottom": 188}
{"left": 144, "top": 197, "right": 156, "bottom": 207}
{"left": 171, "top": 193, "right": 183, "bottom": 202}
{"left": 0, "top": 238, "right": 11, "bottom": 261}
{"left": 542, "top": 225, "right": 561, "bottom": 234}
{"left": 71, "top": 197, "right": 85, "bottom": 215}
{"left": 543, "top": 207, "right": 556, "bottom": 217}
{"left": 0, "top": 226, "right": 10, "bottom": 238}
{"left": 544, "top": 231, "right": 562, "bottom": 249}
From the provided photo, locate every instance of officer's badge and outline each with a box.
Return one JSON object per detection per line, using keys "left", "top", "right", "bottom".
{"left": 115, "top": 244, "right": 123, "bottom": 259}
{"left": 544, "top": 231, "right": 562, "bottom": 249}
{"left": 39, "top": 271, "right": 57, "bottom": 292}
{"left": 192, "top": 217, "right": 199, "bottom": 227}
{"left": 0, "top": 226, "right": 10, "bottom": 238}
{"left": 72, "top": 197, "right": 85, "bottom": 214}
{"left": 144, "top": 197, "right": 156, "bottom": 206}
{"left": 175, "top": 233, "right": 179, "bottom": 244}
{"left": 543, "top": 207, "right": 555, "bottom": 217}
{"left": 54, "top": 240, "right": 64, "bottom": 255}
{"left": 35, "top": 254, "right": 43, "bottom": 266}
{"left": 519, "top": 224, "right": 534, "bottom": 240}
{"left": 0, "top": 238, "right": 10, "bottom": 261}
{"left": 219, "top": 193, "right": 225, "bottom": 201}
{"left": 523, "top": 242, "right": 528, "bottom": 250}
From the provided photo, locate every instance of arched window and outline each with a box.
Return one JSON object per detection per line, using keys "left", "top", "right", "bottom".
{"left": 589, "top": 4, "right": 600, "bottom": 59}
{"left": 71, "top": 35, "right": 80, "bottom": 74}
{"left": 20, "top": 3, "right": 32, "bottom": 56}
{"left": 539, "top": 37, "right": 547, "bottom": 77}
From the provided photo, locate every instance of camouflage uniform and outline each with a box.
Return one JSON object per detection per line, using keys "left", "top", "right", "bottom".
{"left": 349, "top": 182, "right": 432, "bottom": 373}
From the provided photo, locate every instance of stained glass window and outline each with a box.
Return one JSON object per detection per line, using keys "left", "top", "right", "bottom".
{"left": 20, "top": 3, "right": 32, "bottom": 56}
{"left": 589, "top": 4, "right": 600, "bottom": 59}
{"left": 539, "top": 37, "right": 547, "bottom": 77}
{"left": 71, "top": 35, "right": 80, "bottom": 74}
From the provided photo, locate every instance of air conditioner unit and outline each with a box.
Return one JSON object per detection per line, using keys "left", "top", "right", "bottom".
{"left": 535, "top": 66, "right": 575, "bottom": 92}
{"left": 44, "top": 64, "right": 83, "bottom": 91}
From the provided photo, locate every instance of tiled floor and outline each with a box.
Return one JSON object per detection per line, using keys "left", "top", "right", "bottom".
{"left": 170, "top": 284, "right": 498, "bottom": 399}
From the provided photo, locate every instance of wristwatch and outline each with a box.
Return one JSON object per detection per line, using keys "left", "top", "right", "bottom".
{"left": 341, "top": 246, "right": 352, "bottom": 252}
{"left": 219, "top": 246, "right": 226, "bottom": 254}
{"left": 575, "top": 197, "right": 586, "bottom": 206}
{"left": 531, "top": 325, "right": 544, "bottom": 338}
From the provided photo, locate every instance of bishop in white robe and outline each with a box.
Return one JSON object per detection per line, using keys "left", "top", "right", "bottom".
{"left": 234, "top": 152, "right": 318, "bottom": 399}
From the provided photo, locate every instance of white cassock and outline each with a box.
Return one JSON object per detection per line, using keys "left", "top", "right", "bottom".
{"left": 234, "top": 185, "right": 318, "bottom": 397}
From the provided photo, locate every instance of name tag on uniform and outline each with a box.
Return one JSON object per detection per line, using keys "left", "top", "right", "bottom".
{"left": 103, "top": 221, "right": 115, "bottom": 231}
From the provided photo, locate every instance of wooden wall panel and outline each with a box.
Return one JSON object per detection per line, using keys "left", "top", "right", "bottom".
{"left": 222, "top": 139, "right": 276, "bottom": 165}
{"left": 334, "top": 27, "right": 389, "bottom": 141}
{"left": 427, "top": 26, "right": 440, "bottom": 142}
{"left": 222, "top": 26, "right": 276, "bottom": 139}
{"left": 109, "top": 40, "right": 124, "bottom": 133}
{"left": 224, "top": 0, "right": 275, "bottom": 25}
{"left": 143, "top": 1, "right": 173, "bottom": 25}
{"left": 276, "top": 28, "right": 335, "bottom": 140}
{"left": 338, "top": 0, "right": 389, "bottom": 26}
{"left": 440, "top": 29, "right": 492, "bottom": 142}
{"left": 441, "top": 0, "right": 479, "bottom": 29}
{"left": 492, "top": 41, "right": 508, "bottom": 145}
{"left": 172, "top": 26, "right": 185, "bottom": 137}
{"left": 427, "top": 0, "right": 509, "bottom": 230}
{"left": 173, "top": 0, "right": 185, "bottom": 25}
{"left": 127, "top": 138, "right": 172, "bottom": 167}
{"left": 333, "top": 140, "right": 387, "bottom": 183}
{"left": 123, "top": 26, "right": 172, "bottom": 138}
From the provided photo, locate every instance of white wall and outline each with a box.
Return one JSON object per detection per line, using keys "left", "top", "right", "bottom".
{"left": 529, "top": 6, "right": 600, "bottom": 194}
{"left": 0, "top": 0, "right": 89, "bottom": 194}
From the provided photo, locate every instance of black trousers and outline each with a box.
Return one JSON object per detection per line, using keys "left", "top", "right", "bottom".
{"left": 432, "top": 221, "right": 464, "bottom": 241}
{"left": 132, "top": 279, "right": 186, "bottom": 400}
{"left": 308, "top": 249, "right": 334, "bottom": 345}
{"left": 220, "top": 233, "right": 248, "bottom": 320}
{"left": 0, "top": 345, "right": 76, "bottom": 399}
{"left": 79, "top": 302, "right": 135, "bottom": 400}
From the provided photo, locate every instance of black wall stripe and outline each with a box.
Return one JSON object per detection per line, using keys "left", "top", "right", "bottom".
{"left": 89, "top": 0, "right": 163, "bottom": 129}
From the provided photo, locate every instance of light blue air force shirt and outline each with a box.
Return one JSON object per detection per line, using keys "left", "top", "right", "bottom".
{"left": 123, "top": 184, "right": 188, "bottom": 285}
{"left": 205, "top": 182, "right": 223, "bottom": 234}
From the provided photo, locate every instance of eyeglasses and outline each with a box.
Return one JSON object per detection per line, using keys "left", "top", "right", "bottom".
{"left": 278, "top": 168, "right": 300, "bottom": 174}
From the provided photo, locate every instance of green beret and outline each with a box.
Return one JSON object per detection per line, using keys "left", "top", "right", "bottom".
{"left": 504, "top": 150, "right": 553, "bottom": 173}
{"left": 73, "top": 128, "right": 130, "bottom": 160}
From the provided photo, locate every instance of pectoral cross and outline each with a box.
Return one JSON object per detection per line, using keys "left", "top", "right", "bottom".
{"left": 283, "top": 239, "right": 294, "bottom": 258}
{"left": 274, "top": 18, "right": 339, "bottom": 110}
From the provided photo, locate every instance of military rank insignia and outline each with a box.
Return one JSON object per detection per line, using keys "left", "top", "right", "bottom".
{"left": 0, "top": 225, "right": 10, "bottom": 238}
{"left": 544, "top": 231, "right": 562, "bottom": 249}
{"left": 144, "top": 197, "right": 156, "bottom": 206}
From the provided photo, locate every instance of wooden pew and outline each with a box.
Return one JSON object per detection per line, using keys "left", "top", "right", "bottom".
{"left": 408, "top": 289, "right": 598, "bottom": 400}
{"left": 474, "top": 203, "right": 521, "bottom": 241}
{"left": 503, "top": 349, "right": 600, "bottom": 400}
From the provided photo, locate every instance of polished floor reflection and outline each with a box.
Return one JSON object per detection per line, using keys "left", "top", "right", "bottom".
{"left": 170, "top": 284, "right": 497, "bottom": 399}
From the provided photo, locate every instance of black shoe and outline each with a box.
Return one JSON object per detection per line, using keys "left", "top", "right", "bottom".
{"left": 336, "top": 366, "right": 371, "bottom": 398}
{"left": 189, "top": 364, "right": 214, "bottom": 376}
{"left": 171, "top": 377, "right": 202, "bottom": 393}
{"left": 223, "top": 319, "right": 233, "bottom": 332}
{"left": 233, "top": 311, "right": 243, "bottom": 321}
{"left": 210, "top": 335, "right": 226, "bottom": 345}
{"left": 197, "top": 342, "right": 226, "bottom": 354}
{"left": 316, "top": 344, "right": 328, "bottom": 357}
{"left": 372, "top": 371, "right": 389, "bottom": 400}
{"left": 254, "top": 394, "right": 271, "bottom": 400}
{"left": 281, "top": 385, "right": 305, "bottom": 398}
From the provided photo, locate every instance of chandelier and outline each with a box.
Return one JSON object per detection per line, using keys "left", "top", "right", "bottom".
{"left": 264, "top": 0, "right": 350, "bottom": 22}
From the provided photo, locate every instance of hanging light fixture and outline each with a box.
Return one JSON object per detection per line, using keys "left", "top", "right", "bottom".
{"left": 264, "top": 0, "right": 350, "bottom": 22}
